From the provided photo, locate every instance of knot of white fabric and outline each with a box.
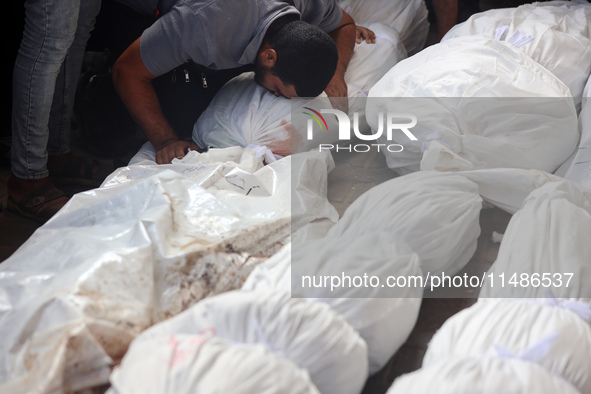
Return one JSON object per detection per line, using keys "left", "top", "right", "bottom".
{"left": 494, "top": 23, "right": 534, "bottom": 48}
{"left": 246, "top": 144, "right": 279, "bottom": 163}
{"left": 517, "top": 289, "right": 591, "bottom": 322}
{"left": 493, "top": 332, "right": 559, "bottom": 362}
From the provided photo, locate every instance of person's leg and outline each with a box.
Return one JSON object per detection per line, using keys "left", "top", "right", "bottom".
{"left": 9, "top": 0, "right": 82, "bottom": 220}
{"left": 11, "top": 0, "right": 82, "bottom": 180}
{"left": 47, "top": 0, "right": 101, "bottom": 159}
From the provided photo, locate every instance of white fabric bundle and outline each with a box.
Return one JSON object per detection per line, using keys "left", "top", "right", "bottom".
{"left": 387, "top": 355, "right": 580, "bottom": 394}
{"left": 457, "top": 168, "right": 562, "bottom": 214}
{"left": 326, "top": 171, "right": 482, "bottom": 276}
{"left": 345, "top": 23, "right": 407, "bottom": 135}
{"left": 557, "top": 75, "right": 591, "bottom": 188}
{"left": 108, "top": 335, "right": 320, "bottom": 394}
{"left": 243, "top": 232, "right": 423, "bottom": 375}
{"left": 423, "top": 298, "right": 591, "bottom": 393}
{"left": 293, "top": 233, "right": 423, "bottom": 375}
{"left": 443, "top": 1, "right": 591, "bottom": 104}
{"left": 131, "top": 290, "right": 369, "bottom": 394}
{"left": 338, "top": 0, "right": 429, "bottom": 55}
{"left": 291, "top": 217, "right": 336, "bottom": 245}
{"left": 346, "top": 24, "right": 407, "bottom": 98}
{"left": 193, "top": 23, "right": 405, "bottom": 156}
{"left": 289, "top": 149, "right": 340, "bottom": 230}
{"left": 192, "top": 72, "right": 338, "bottom": 157}
{"left": 367, "top": 35, "right": 578, "bottom": 175}
{"left": 241, "top": 243, "right": 293, "bottom": 292}
{"left": 478, "top": 180, "right": 591, "bottom": 300}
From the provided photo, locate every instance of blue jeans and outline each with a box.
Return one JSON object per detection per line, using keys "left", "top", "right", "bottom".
{"left": 11, "top": 0, "right": 101, "bottom": 180}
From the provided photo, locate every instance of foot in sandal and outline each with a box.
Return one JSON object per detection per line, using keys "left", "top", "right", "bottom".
{"left": 6, "top": 175, "right": 70, "bottom": 224}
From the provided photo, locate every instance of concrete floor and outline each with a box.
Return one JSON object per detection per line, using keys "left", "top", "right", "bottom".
{"left": 0, "top": 134, "right": 512, "bottom": 393}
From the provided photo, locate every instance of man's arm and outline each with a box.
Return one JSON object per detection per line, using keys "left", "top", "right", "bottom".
{"left": 112, "top": 38, "right": 199, "bottom": 164}
{"left": 432, "top": 0, "right": 458, "bottom": 40}
{"left": 325, "top": 10, "right": 356, "bottom": 111}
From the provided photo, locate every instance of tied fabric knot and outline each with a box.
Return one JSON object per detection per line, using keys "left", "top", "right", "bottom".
{"left": 518, "top": 289, "right": 591, "bottom": 322}
{"left": 493, "top": 22, "right": 533, "bottom": 48}
{"left": 507, "top": 30, "right": 534, "bottom": 48}
{"left": 494, "top": 332, "right": 559, "bottom": 362}
{"left": 544, "top": 298, "right": 591, "bottom": 322}
{"left": 518, "top": 289, "right": 591, "bottom": 323}
{"left": 246, "top": 145, "right": 279, "bottom": 163}
{"left": 494, "top": 22, "right": 509, "bottom": 41}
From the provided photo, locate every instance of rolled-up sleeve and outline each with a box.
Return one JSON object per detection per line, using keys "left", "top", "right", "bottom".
{"left": 139, "top": 5, "right": 209, "bottom": 76}
{"left": 316, "top": 0, "right": 343, "bottom": 33}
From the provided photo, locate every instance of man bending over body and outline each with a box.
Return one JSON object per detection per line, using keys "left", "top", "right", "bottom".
{"left": 113, "top": 0, "right": 367, "bottom": 164}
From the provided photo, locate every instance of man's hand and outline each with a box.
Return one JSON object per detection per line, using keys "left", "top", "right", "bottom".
{"left": 155, "top": 139, "right": 201, "bottom": 165}
{"left": 325, "top": 77, "right": 349, "bottom": 113}
{"left": 355, "top": 25, "right": 376, "bottom": 44}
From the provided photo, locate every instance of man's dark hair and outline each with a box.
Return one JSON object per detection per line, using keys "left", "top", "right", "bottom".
{"left": 266, "top": 20, "right": 338, "bottom": 97}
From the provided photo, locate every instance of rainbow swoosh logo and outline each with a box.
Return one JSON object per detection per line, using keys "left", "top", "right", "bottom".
{"left": 303, "top": 107, "right": 328, "bottom": 131}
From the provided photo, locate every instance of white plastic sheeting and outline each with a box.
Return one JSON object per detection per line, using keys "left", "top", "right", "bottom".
{"left": 115, "top": 290, "right": 368, "bottom": 394}
{"left": 192, "top": 22, "right": 405, "bottom": 156}
{"left": 108, "top": 335, "right": 320, "bottom": 394}
{"left": 338, "top": 0, "right": 429, "bottom": 55}
{"left": 0, "top": 147, "right": 338, "bottom": 393}
{"left": 243, "top": 232, "right": 423, "bottom": 375}
{"left": 423, "top": 298, "right": 591, "bottom": 393}
{"left": 387, "top": 355, "right": 580, "bottom": 394}
{"left": 443, "top": 1, "right": 591, "bottom": 105}
{"left": 326, "top": 171, "right": 482, "bottom": 276}
{"left": 367, "top": 36, "right": 578, "bottom": 175}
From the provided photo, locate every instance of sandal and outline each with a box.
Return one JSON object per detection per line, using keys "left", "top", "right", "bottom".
{"left": 49, "top": 152, "right": 102, "bottom": 187}
{"left": 6, "top": 183, "right": 69, "bottom": 224}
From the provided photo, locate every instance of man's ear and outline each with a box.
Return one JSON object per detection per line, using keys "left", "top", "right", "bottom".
{"left": 259, "top": 48, "right": 277, "bottom": 68}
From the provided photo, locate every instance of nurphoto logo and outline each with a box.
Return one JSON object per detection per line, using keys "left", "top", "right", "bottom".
{"left": 304, "top": 108, "right": 419, "bottom": 153}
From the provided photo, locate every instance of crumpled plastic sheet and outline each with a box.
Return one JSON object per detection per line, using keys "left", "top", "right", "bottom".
{"left": 0, "top": 146, "right": 338, "bottom": 393}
